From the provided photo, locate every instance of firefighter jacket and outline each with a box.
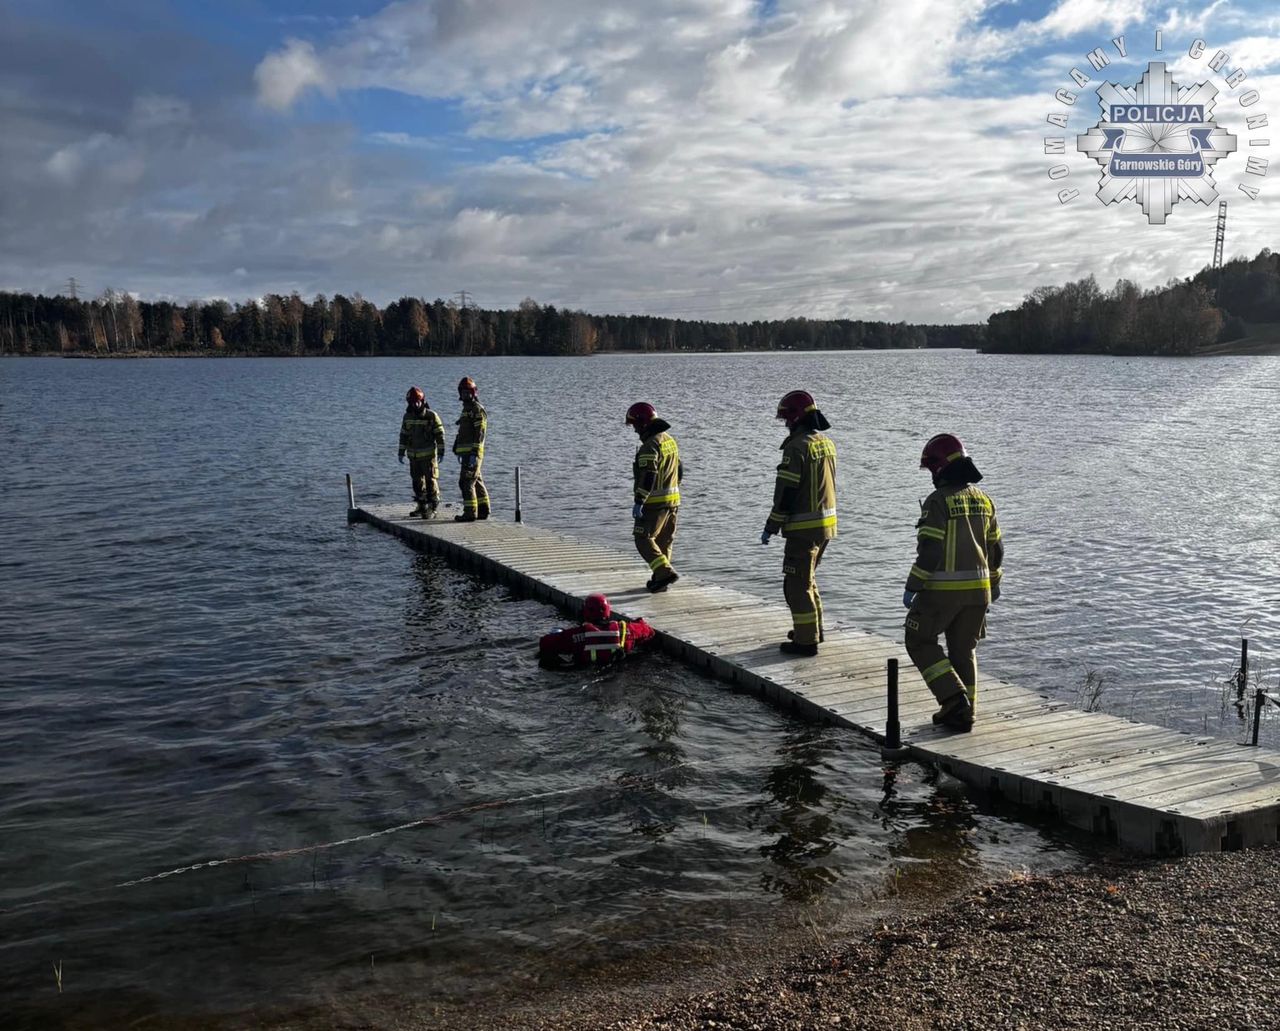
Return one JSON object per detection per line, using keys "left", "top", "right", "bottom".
{"left": 400, "top": 405, "right": 445, "bottom": 460}
{"left": 766, "top": 429, "right": 837, "bottom": 542}
{"left": 905, "top": 483, "right": 1003, "bottom": 605}
{"left": 538, "top": 617, "right": 656, "bottom": 667}
{"left": 453, "top": 401, "right": 487, "bottom": 458}
{"left": 633, "top": 421, "right": 681, "bottom": 510}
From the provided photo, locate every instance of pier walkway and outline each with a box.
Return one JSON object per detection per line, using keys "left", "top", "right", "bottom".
{"left": 352, "top": 505, "right": 1280, "bottom": 856}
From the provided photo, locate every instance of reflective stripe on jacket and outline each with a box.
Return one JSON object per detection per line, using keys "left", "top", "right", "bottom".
{"left": 634, "top": 430, "right": 681, "bottom": 509}
{"left": 766, "top": 429, "right": 837, "bottom": 541}
{"left": 399, "top": 406, "right": 445, "bottom": 459}
{"left": 454, "top": 402, "right": 487, "bottom": 456}
{"left": 905, "top": 484, "right": 1003, "bottom": 604}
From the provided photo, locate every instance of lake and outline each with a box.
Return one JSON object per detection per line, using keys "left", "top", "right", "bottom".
{"left": 2, "top": 351, "right": 1277, "bottom": 1027}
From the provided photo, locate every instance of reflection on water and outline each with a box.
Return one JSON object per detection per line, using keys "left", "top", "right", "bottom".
{"left": 755, "top": 727, "right": 847, "bottom": 902}
{"left": 7, "top": 350, "right": 1272, "bottom": 1026}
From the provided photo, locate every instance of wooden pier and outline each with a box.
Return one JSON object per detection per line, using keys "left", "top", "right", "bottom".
{"left": 351, "top": 503, "right": 1280, "bottom": 856}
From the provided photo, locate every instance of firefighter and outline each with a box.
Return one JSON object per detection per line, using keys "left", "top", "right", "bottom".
{"left": 626, "top": 402, "right": 682, "bottom": 592}
{"left": 453, "top": 376, "right": 490, "bottom": 522}
{"left": 903, "top": 433, "right": 1003, "bottom": 732}
{"left": 538, "top": 593, "right": 658, "bottom": 668}
{"left": 761, "top": 390, "right": 837, "bottom": 656}
{"left": 397, "top": 386, "right": 445, "bottom": 518}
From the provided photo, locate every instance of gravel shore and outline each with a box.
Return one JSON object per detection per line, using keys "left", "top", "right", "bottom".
{"left": 510, "top": 847, "right": 1280, "bottom": 1031}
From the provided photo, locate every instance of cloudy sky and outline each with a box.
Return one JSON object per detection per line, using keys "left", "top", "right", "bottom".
{"left": 2, "top": 0, "right": 1277, "bottom": 322}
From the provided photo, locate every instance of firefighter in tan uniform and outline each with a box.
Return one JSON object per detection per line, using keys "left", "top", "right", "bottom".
{"left": 903, "top": 433, "right": 1003, "bottom": 732}
{"left": 625, "top": 402, "right": 681, "bottom": 592}
{"left": 397, "top": 386, "right": 445, "bottom": 518}
{"left": 761, "top": 390, "right": 837, "bottom": 656}
{"left": 453, "top": 376, "right": 490, "bottom": 522}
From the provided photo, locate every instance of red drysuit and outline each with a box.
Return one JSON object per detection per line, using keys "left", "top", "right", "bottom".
{"left": 538, "top": 618, "right": 657, "bottom": 667}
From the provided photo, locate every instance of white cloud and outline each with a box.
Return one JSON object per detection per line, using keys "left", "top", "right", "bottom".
{"left": 254, "top": 38, "right": 329, "bottom": 111}
{"left": 8, "top": 0, "right": 1278, "bottom": 320}
{"left": 45, "top": 133, "right": 145, "bottom": 186}
{"left": 1036, "top": 0, "right": 1149, "bottom": 37}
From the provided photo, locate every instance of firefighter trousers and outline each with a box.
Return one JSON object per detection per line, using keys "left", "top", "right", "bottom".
{"left": 904, "top": 594, "right": 987, "bottom": 710}
{"left": 458, "top": 457, "right": 489, "bottom": 516}
{"left": 408, "top": 457, "right": 440, "bottom": 507}
{"left": 782, "top": 537, "right": 827, "bottom": 646}
{"left": 634, "top": 507, "right": 677, "bottom": 575}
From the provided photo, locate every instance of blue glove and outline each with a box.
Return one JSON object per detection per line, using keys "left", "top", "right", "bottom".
{"left": 760, "top": 529, "right": 772, "bottom": 545}
{"left": 632, "top": 502, "right": 644, "bottom": 521}
{"left": 397, "top": 450, "right": 405, "bottom": 464}
{"left": 903, "top": 590, "right": 916, "bottom": 609}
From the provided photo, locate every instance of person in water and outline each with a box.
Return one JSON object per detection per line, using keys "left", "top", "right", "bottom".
{"left": 538, "top": 593, "right": 657, "bottom": 667}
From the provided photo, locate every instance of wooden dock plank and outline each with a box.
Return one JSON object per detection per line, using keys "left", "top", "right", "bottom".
{"left": 353, "top": 505, "right": 1280, "bottom": 854}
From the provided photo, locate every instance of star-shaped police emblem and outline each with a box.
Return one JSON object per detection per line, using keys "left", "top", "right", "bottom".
{"left": 1078, "top": 61, "right": 1237, "bottom": 223}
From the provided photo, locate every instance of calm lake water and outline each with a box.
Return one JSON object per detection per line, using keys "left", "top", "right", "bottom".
{"left": 2, "top": 351, "right": 1277, "bottom": 1027}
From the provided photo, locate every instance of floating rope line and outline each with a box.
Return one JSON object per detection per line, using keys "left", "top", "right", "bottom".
{"left": 0, "top": 759, "right": 715, "bottom": 917}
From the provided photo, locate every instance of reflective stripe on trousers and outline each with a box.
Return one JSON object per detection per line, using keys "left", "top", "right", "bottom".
{"left": 782, "top": 537, "right": 827, "bottom": 645}
{"left": 459, "top": 456, "right": 489, "bottom": 513}
{"left": 634, "top": 507, "right": 677, "bottom": 574}
{"left": 904, "top": 595, "right": 987, "bottom": 710}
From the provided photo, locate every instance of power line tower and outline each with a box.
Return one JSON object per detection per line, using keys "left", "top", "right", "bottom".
{"left": 66, "top": 277, "right": 79, "bottom": 300}
{"left": 1213, "top": 200, "right": 1228, "bottom": 307}
{"left": 455, "top": 290, "right": 474, "bottom": 355}
{"left": 1213, "top": 200, "right": 1227, "bottom": 269}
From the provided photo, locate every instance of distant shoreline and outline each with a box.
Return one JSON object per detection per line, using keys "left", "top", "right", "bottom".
{"left": 5, "top": 340, "right": 1279, "bottom": 359}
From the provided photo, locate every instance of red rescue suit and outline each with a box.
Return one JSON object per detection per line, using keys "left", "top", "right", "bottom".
{"left": 538, "top": 618, "right": 656, "bottom": 667}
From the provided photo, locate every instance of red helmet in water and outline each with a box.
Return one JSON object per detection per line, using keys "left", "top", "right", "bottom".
{"left": 920, "top": 433, "right": 968, "bottom": 476}
{"left": 583, "top": 593, "right": 611, "bottom": 623}
{"left": 458, "top": 376, "right": 478, "bottom": 400}
{"left": 406, "top": 386, "right": 425, "bottom": 406}
{"left": 625, "top": 402, "right": 656, "bottom": 430}
{"left": 776, "top": 390, "right": 817, "bottom": 428}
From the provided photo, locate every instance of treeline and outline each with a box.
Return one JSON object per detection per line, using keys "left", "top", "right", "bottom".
{"left": 984, "top": 247, "right": 1280, "bottom": 355}
{"left": 0, "top": 289, "right": 980, "bottom": 357}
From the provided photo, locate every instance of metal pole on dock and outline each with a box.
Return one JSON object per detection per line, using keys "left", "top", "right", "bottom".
{"left": 1237, "top": 638, "right": 1250, "bottom": 701}
{"left": 881, "top": 658, "right": 909, "bottom": 759}
{"left": 1252, "top": 688, "right": 1264, "bottom": 746}
{"left": 346, "top": 473, "right": 358, "bottom": 524}
{"left": 515, "top": 465, "right": 522, "bottom": 523}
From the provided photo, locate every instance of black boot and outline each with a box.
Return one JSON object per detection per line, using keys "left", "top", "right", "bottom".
{"left": 779, "top": 640, "right": 818, "bottom": 657}
{"left": 423, "top": 504, "right": 438, "bottom": 520}
{"left": 645, "top": 569, "right": 680, "bottom": 593}
{"left": 477, "top": 503, "right": 490, "bottom": 520}
{"left": 788, "top": 628, "right": 825, "bottom": 644}
{"left": 932, "top": 693, "right": 974, "bottom": 732}
{"left": 454, "top": 512, "right": 477, "bottom": 522}
{"left": 408, "top": 502, "right": 425, "bottom": 518}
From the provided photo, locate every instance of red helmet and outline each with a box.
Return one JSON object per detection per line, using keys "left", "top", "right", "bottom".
{"left": 920, "top": 433, "right": 967, "bottom": 475}
{"left": 625, "top": 402, "right": 656, "bottom": 429}
{"left": 776, "top": 390, "right": 816, "bottom": 427}
{"left": 458, "top": 376, "right": 478, "bottom": 399}
{"left": 583, "top": 593, "right": 611, "bottom": 623}
{"left": 406, "top": 386, "right": 425, "bottom": 406}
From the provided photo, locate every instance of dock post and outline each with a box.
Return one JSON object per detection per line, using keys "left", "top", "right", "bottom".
{"left": 1236, "top": 638, "right": 1250, "bottom": 701}
{"left": 1252, "top": 688, "right": 1264, "bottom": 746}
{"left": 515, "top": 465, "right": 523, "bottom": 523}
{"left": 881, "top": 658, "right": 909, "bottom": 759}
{"left": 346, "top": 473, "right": 358, "bottom": 524}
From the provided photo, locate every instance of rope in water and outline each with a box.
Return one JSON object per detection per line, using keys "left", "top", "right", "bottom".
{"left": 0, "top": 759, "right": 708, "bottom": 917}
